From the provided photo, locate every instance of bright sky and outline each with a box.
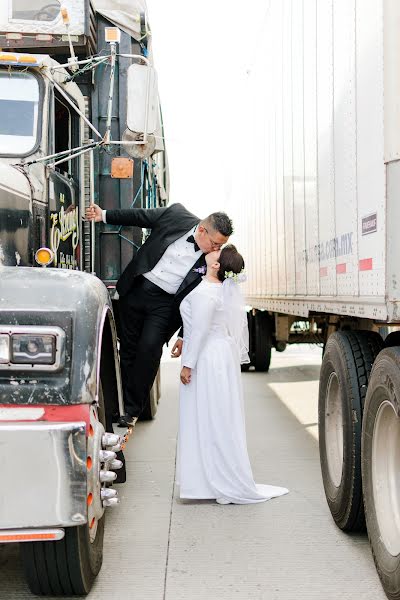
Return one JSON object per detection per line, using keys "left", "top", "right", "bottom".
{"left": 148, "top": 0, "right": 271, "bottom": 218}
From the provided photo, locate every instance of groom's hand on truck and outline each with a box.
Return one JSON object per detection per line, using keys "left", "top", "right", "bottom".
{"left": 85, "top": 203, "right": 103, "bottom": 222}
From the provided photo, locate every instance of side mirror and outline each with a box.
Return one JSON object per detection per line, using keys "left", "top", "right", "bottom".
{"left": 126, "top": 64, "right": 158, "bottom": 135}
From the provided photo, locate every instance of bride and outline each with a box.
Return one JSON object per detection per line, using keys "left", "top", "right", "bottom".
{"left": 177, "top": 244, "right": 288, "bottom": 504}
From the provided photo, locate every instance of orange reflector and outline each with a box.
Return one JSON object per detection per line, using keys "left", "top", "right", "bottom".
{"left": 89, "top": 424, "right": 94, "bottom": 437}
{"left": 89, "top": 517, "right": 96, "bottom": 529}
{"left": 61, "top": 7, "right": 70, "bottom": 24}
{"left": 87, "top": 456, "right": 92, "bottom": 470}
{"left": 0, "top": 54, "right": 17, "bottom": 62}
{"left": 19, "top": 55, "right": 38, "bottom": 64}
{"left": 87, "top": 493, "right": 93, "bottom": 506}
{"left": 0, "top": 533, "right": 56, "bottom": 541}
{"left": 105, "top": 27, "right": 121, "bottom": 43}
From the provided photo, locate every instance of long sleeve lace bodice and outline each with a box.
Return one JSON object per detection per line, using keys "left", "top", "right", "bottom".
{"left": 180, "top": 280, "right": 226, "bottom": 369}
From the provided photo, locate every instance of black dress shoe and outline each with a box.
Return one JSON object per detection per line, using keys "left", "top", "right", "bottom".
{"left": 117, "top": 414, "right": 138, "bottom": 427}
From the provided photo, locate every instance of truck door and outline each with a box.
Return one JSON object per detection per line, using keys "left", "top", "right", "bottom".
{"left": 47, "top": 92, "right": 81, "bottom": 270}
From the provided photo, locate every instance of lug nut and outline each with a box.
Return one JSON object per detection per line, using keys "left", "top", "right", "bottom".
{"left": 101, "top": 488, "right": 117, "bottom": 500}
{"left": 109, "top": 459, "right": 123, "bottom": 470}
{"left": 100, "top": 470, "right": 117, "bottom": 483}
{"left": 99, "top": 450, "right": 117, "bottom": 463}
{"left": 102, "top": 433, "right": 120, "bottom": 447}
{"left": 103, "top": 497, "right": 120, "bottom": 507}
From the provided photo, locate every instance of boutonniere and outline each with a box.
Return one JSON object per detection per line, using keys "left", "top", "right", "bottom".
{"left": 193, "top": 266, "right": 206, "bottom": 275}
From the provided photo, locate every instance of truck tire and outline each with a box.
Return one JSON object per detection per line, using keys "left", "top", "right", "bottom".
{"left": 21, "top": 520, "right": 104, "bottom": 596}
{"left": 21, "top": 388, "right": 107, "bottom": 595}
{"left": 384, "top": 331, "right": 400, "bottom": 348}
{"left": 318, "top": 330, "right": 383, "bottom": 531}
{"left": 362, "top": 347, "right": 400, "bottom": 600}
{"left": 140, "top": 370, "right": 160, "bottom": 420}
{"left": 253, "top": 311, "right": 272, "bottom": 372}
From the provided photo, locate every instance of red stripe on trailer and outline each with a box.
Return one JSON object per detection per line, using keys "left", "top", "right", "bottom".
{"left": 320, "top": 267, "right": 328, "bottom": 277}
{"left": 0, "top": 404, "right": 91, "bottom": 432}
{"left": 336, "top": 263, "right": 347, "bottom": 274}
{"left": 359, "top": 258, "right": 373, "bottom": 271}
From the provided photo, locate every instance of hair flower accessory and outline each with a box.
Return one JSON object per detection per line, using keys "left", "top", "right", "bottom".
{"left": 193, "top": 266, "right": 206, "bottom": 275}
{"left": 224, "top": 269, "right": 247, "bottom": 283}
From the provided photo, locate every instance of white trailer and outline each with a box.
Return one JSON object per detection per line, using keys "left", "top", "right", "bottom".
{"left": 231, "top": 1, "right": 400, "bottom": 598}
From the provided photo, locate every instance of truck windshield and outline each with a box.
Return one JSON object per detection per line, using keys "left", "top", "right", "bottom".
{"left": 11, "top": 0, "right": 59, "bottom": 22}
{"left": 0, "top": 72, "right": 39, "bottom": 156}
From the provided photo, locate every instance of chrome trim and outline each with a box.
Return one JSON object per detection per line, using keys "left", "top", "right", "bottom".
{"left": 0, "top": 422, "right": 87, "bottom": 529}
{"left": 0, "top": 528, "right": 65, "bottom": 544}
{"left": 0, "top": 325, "right": 65, "bottom": 371}
{"left": 100, "top": 470, "right": 117, "bottom": 483}
{"left": 97, "top": 307, "right": 124, "bottom": 416}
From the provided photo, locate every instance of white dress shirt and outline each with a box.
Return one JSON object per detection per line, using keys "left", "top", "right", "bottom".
{"left": 102, "top": 211, "right": 202, "bottom": 295}
{"left": 143, "top": 225, "right": 202, "bottom": 294}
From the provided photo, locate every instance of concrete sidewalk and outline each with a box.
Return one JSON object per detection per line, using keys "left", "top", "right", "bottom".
{"left": 0, "top": 346, "right": 386, "bottom": 599}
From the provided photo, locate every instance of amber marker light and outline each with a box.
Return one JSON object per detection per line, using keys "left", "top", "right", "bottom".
{"left": 87, "top": 456, "right": 93, "bottom": 470}
{"left": 105, "top": 27, "right": 121, "bottom": 44}
{"left": 0, "top": 54, "right": 17, "bottom": 62}
{"left": 35, "top": 247, "right": 54, "bottom": 267}
{"left": 19, "top": 55, "right": 38, "bottom": 65}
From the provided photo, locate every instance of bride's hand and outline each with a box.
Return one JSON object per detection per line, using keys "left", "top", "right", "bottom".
{"left": 180, "top": 366, "right": 191, "bottom": 385}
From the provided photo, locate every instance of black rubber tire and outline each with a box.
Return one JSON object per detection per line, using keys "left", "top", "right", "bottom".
{"left": 318, "top": 330, "right": 383, "bottom": 531}
{"left": 253, "top": 311, "right": 272, "bottom": 372}
{"left": 241, "top": 363, "right": 251, "bottom": 372}
{"left": 21, "top": 521, "right": 105, "bottom": 596}
{"left": 362, "top": 347, "right": 400, "bottom": 600}
{"left": 140, "top": 370, "right": 160, "bottom": 420}
{"left": 385, "top": 331, "right": 400, "bottom": 348}
{"left": 21, "top": 388, "right": 106, "bottom": 595}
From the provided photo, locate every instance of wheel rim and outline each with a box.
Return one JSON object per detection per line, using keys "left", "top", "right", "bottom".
{"left": 325, "top": 372, "right": 344, "bottom": 487}
{"left": 372, "top": 400, "right": 400, "bottom": 556}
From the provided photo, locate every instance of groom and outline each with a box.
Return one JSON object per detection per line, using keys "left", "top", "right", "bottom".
{"left": 86, "top": 202, "right": 233, "bottom": 426}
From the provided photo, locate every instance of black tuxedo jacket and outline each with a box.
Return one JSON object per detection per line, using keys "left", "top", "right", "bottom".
{"left": 106, "top": 203, "right": 206, "bottom": 341}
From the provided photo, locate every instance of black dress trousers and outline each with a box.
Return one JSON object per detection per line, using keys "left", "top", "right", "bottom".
{"left": 118, "top": 276, "right": 175, "bottom": 417}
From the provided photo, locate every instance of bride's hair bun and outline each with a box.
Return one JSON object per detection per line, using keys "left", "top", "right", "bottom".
{"left": 217, "top": 244, "right": 245, "bottom": 282}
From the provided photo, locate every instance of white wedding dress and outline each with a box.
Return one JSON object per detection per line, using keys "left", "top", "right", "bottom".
{"left": 177, "top": 278, "right": 288, "bottom": 504}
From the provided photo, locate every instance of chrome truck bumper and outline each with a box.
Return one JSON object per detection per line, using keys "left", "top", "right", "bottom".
{"left": 0, "top": 421, "right": 87, "bottom": 530}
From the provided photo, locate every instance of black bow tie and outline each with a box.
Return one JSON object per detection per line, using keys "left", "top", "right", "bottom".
{"left": 186, "top": 234, "right": 200, "bottom": 252}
